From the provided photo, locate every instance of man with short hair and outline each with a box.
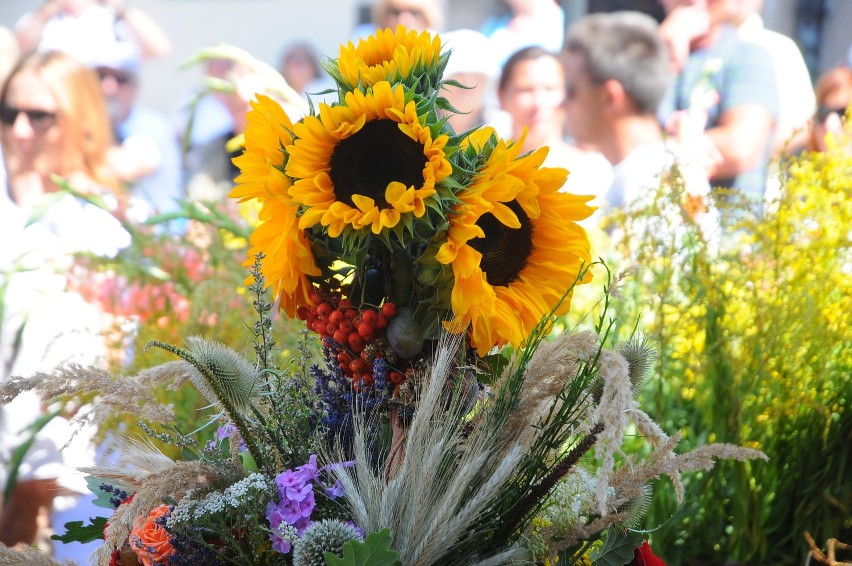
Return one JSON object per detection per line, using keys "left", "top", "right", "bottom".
{"left": 564, "top": 11, "right": 693, "bottom": 211}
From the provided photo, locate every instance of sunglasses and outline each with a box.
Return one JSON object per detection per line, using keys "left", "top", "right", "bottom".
{"left": 96, "top": 67, "right": 136, "bottom": 86}
{"left": 0, "top": 104, "right": 59, "bottom": 131}
{"left": 815, "top": 105, "right": 847, "bottom": 122}
{"left": 388, "top": 6, "right": 424, "bottom": 18}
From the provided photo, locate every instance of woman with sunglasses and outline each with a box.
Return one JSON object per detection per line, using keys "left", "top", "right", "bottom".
{"left": 1, "top": 49, "right": 120, "bottom": 207}
{"left": 0, "top": 50, "right": 128, "bottom": 553}
{"left": 807, "top": 66, "right": 852, "bottom": 153}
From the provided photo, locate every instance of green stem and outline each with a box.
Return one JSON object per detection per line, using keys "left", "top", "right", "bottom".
{"left": 146, "top": 340, "right": 268, "bottom": 470}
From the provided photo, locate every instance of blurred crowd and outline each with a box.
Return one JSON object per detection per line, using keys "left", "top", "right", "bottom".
{"left": 0, "top": 0, "right": 850, "bottom": 560}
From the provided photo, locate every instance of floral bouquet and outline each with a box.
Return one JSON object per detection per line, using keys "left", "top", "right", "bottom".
{"left": 0, "top": 26, "right": 765, "bottom": 566}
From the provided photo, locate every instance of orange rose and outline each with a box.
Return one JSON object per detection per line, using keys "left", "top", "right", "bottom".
{"left": 129, "top": 505, "right": 176, "bottom": 566}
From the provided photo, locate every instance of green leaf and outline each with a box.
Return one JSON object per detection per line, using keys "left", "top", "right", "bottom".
{"left": 589, "top": 527, "right": 642, "bottom": 566}
{"left": 478, "top": 350, "right": 512, "bottom": 385}
{"left": 84, "top": 476, "right": 135, "bottom": 510}
{"left": 51, "top": 517, "right": 109, "bottom": 544}
{"left": 324, "top": 529, "right": 401, "bottom": 566}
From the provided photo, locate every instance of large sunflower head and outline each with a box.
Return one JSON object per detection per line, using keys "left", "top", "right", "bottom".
{"left": 431, "top": 129, "right": 595, "bottom": 355}
{"left": 330, "top": 25, "right": 447, "bottom": 94}
{"left": 230, "top": 95, "right": 321, "bottom": 317}
{"left": 285, "top": 81, "right": 453, "bottom": 249}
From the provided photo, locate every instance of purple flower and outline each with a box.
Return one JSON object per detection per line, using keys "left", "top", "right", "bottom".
{"left": 271, "top": 536, "right": 292, "bottom": 554}
{"left": 284, "top": 482, "right": 313, "bottom": 504}
{"left": 282, "top": 490, "right": 315, "bottom": 526}
{"left": 325, "top": 479, "right": 345, "bottom": 499}
{"left": 216, "top": 423, "right": 238, "bottom": 440}
{"left": 265, "top": 502, "right": 294, "bottom": 554}
{"left": 212, "top": 422, "right": 247, "bottom": 452}
{"left": 275, "top": 469, "right": 305, "bottom": 495}
{"left": 296, "top": 454, "right": 319, "bottom": 483}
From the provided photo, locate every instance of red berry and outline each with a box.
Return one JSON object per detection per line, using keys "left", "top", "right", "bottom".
{"left": 339, "top": 298, "right": 352, "bottom": 308}
{"left": 361, "top": 310, "right": 378, "bottom": 325}
{"left": 308, "top": 290, "right": 322, "bottom": 304}
{"left": 389, "top": 371, "right": 405, "bottom": 384}
{"left": 344, "top": 309, "right": 358, "bottom": 321}
{"left": 296, "top": 306, "right": 309, "bottom": 320}
{"left": 326, "top": 322, "right": 338, "bottom": 335}
{"left": 339, "top": 320, "right": 354, "bottom": 334}
{"left": 329, "top": 310, "right": 344, "bottom": 324}
{"left": 348, "top": 333, "right": 365, "bottom": 352}
{"left": 361, "top": 373, "right": 375, "bottom": 386}
{"left": 375, "top": 314, "right": 389, "bottom": 329}
{"left": 317, "top": 302, "right": 333, "bottom": 316}
{"left": 311, "top": 319, "right": 326, "bottom": 334}
{"left": 337, "top": 351, "right": 351, "bottom": 364}
{"left": 358, "top": 322, "right": 374, "bottom": 341}
{"left": 381, "top": 302, "right": 397, "bottom": 318}
{"left": 333, "top": 329, "right": 348, "bottom": 344}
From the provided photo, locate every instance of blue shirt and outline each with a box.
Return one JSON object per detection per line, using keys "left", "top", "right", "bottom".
{"left": 658, "top": 25, "right": 779, "bottom": 201}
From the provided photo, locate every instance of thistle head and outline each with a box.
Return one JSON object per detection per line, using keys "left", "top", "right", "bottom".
{"left": 615, "top": 334, "right": 657, "bottom": 390}
{"left": 293, "top": 519, "right": 362, "bottom": 566}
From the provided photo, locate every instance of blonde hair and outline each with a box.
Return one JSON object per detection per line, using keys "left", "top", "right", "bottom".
{"left": 371, "top": 0, "right": 444, "bottom": 31}
{"left": 1, "top": 50, "right": 119, "bottom": 192}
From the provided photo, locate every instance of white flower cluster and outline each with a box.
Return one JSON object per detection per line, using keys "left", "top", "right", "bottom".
{"left": 541, "top": 467, "right": 598, "bottom": 530}
{"left": 168, "top": 472, "right": 273, "bottom": 527}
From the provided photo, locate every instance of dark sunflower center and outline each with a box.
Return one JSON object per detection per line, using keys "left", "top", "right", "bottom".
{"left": 329, "top": 120, "right": 427, "bottom": 208}
{"left": 469, "top": 200, "right": 533, "bottom": 287}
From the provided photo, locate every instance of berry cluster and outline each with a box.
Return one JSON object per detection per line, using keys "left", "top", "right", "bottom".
{"left": 298, "top": 289, "right": 406, "bottom": 388}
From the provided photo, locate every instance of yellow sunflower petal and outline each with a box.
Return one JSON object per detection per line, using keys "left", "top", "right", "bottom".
{"left": 285, "top": 81, "right": 451, "bottom": 239}
{"left": 438, "top": 133, "right": 594, "bottom": 355}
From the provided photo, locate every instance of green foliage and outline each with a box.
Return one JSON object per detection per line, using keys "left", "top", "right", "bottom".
{"left": 324, "top": 529, "right": 401, "bottom": 566}
{"left": 600, "top": 126, "right": 852, "bottom": 563}
{"left": 63, "top": 194, "right": 307, "bottom": 458}
{"left": 588, "top": 527, "right": 643, "bottom": 566}
{"left": 51, "top": 516, "right": 109, "bottom": 544}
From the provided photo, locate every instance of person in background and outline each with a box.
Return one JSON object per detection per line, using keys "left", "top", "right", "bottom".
{"left": 0, "top": 49, "right": 128, "bottom": 556}
{"left": 657, "top": 0, "right": 779, "bottom": 203}
{"left": 806, "top": 66, "right": 852, "bottom": 153}
{"left": 481, "top": 0, "right": 565, "bottom": 67}
{"left": 90, "top": 40, "right": 184, "bottom": 217}
{"left": 563, "top": 12, "right": 677, "bottom": 210}
{"left": 0, "top": 26, "right": 18, "bottom": 87}
{"left": 352, "top": 0, "right": 443, "bottom": 40}
{"left": 438, "top": 29, "right": 499, "bottom": 135}
{"left": 563, "top": 11, "right": 716, "bottom": 248}
{"left": 14, "top": 0, "right": 171, "bottom": 62}
{"left": 733, "top": 0, "right": 815, "bottom": 156}
{"left": 279, "top": 41, "right": 322, "bottom": 99}
{"left": 183, "top": 45, "right": 308, "bottom": 202}
{"left": 497, "top": 46, "right": 613, "bottom": 201}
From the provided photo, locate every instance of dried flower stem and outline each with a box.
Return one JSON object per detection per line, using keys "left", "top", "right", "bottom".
{"left": 494, "top": 422, "right": 605, "bottom": 542}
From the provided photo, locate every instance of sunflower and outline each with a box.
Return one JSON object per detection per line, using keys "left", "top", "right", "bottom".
{"left": 335, "top": 25, "right": 443, "bottom": 90}
{"left": 435, "top": 130, "right": 595, "bottom": 355}
{"left": 230, "top": 95, "right": 321, "bottom": 317}
{"left": 286, "top": 81, "right": 452, "bottom": 240}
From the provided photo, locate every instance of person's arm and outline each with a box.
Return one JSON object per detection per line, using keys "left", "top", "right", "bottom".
{"left": 106, "top": 0, "right": 172, "bottom": 59}
{"left": 657, "top": 4, "right": 710, "bottom": 73}
{"left": 14, "top": 1, "right": 61, "bottom": 55}
{"left": 704, "top": 103, "right": 774, "bottom": 180}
